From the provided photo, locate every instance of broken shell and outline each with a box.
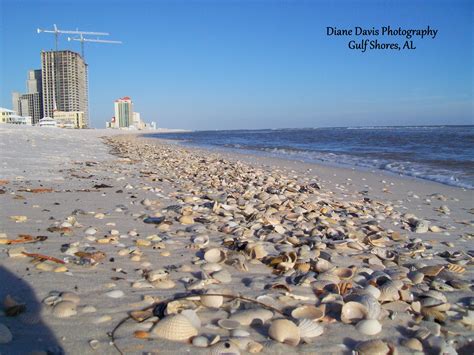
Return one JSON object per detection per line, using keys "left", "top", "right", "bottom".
{"left": 418, "top": 265, "right": 444, "bottom": 277}
{"left": 229, "top": 309, "right": 273, "bottom": 326}
{"left": 446, "top": 264, "right": 465, "bottom": 273}
{"left": 268, "top": 319, "right": 300, "bottom": 346}
{"left": 181, "top": 309, "right": 201, "bottom": 329}
{"left": 249, "top": 244, "right": 268, "bottom": 259}
{"left": 291, "top": 305, "right": 325, "bottom": 321}
{"left": 209, "top": 340, "right": 241, "bottom": 355}
{"left": 43, "top": 295, "right": 62, "bottom": 306}
{"left": 341, "top": 301, "right": 368, "bottom": 324}
{"left": 355, "top": 339, "right": 393, "bottom": 355}
{"left": 356, "top": 319, "right": 382, "bottom": 335}
{"left": 298, "top": 318, "right": 324, "bottom": 338}
{"left": 200, "top": 292, "right": 224, "bottom": 308}
{"left": 333, "top": 267, "right": 355, "bottom": 280}
{"left": 151, "top": 314, "right": 198, "bottom": 341}
{"left": 247, "top": 340, "right": 264, "bottom": 353}
{"left": 192, "top": 235, "right": 209, "bottom": 248}
{"left": 60, "top": 292, "right": 80, "bottom": 304}
{"left": 204, "top": 248, "right": 227, "bottom": 263}
{"left": 202, "top": 263, "right": 223, "bottom": 273}
{"left": 52, "top": 301, "right": 77, "bottom": 318}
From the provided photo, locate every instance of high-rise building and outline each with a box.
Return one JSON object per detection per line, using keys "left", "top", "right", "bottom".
{"left": 11, "top": 69, "right": 44, "bottom": 124}
{"left": 41, "top": 50, "right": 89, "bottom": 127}
{"left": 114, "top": 97, "right": 133, "bottom": 128}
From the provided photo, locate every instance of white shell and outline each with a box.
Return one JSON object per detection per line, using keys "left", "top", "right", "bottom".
{"left": 230, "top": 329, "right": 250, "bottom": 337}
{"left": 353, "top": 294, "right": 381, "bottom": 320}
{"left": 204, "top": 248, "right": 226, "bottom": 263}
{"left": 106, "top": 290, "right": 124, "bottom": 299}
{"left": 181, "top": 309, "right": 202, "bottom": 329}
{"left": 201, "top": 263, "right": 223, "bottom": 273}
{"left": 217, "top": 319, "right": 241, "bottom": 330}
{"left": 378, "top": 282, "right": 400, "bottom": 302}
{"left": 291, "top": 305, "right": 325, "bottom": 321}
{"left": 212, "top": 269, "right": 232, "bottom": 284}
{"left": 298, "top": 319, "right": 324, "bottom": 338}
{"left": 52, "top": 301, "right": 77, "bottom": 318}
{"left": 355, "top": 339, "right": 392, "bottom": 355}
{"left": 341, "top": 301, "right": 368, "bottom": 324}
{"left": 200, "top": 292, "right": 224, "bottom": 308}
{"left": 356, "top": 319, "right": 382, "bottom": 335}
{"left": 192, "top": 335, "right": 209, "bottom": 348}
{"left": 60, "top": 292, "right": 80, "bottom": 304}
{"left": 268, "top": 319, "right": 300, "bottom": 346}
{"left": 229, "top": 309, "right": 273, "bottom": 326}
{"left": 151, "top": 314, "right": 198, "bottom": 341}
{"left": 0, "top": 323, "right": 13, "bottom": 344}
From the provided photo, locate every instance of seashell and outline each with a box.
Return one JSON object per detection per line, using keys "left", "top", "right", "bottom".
{"left": 204, "top": 248, "right": 227, "bottom": 263}
{"left": 60, "top": 292, "right": 80, "bottom": 304}
{"left": 105, "top": 290, "right": 124, "bottom": 299}
{"left": 181, "top": 309, "right": 201, "bottom": 329}
{"left": 316, "top": 272, "right": 340, "bottom": 284}
{"left": 52, "top": 301, "right": 77, "bottom": 318}
{"left": 382, "top": 301, "right": 411, "bottom": 313}
{"left": 229, "top": 309, "right": 273, "bottom": 326}
{"left": 353, "top": 294, "right": 382, "bottom": 320}
{"left": 247, "top": 340, "right": 264, "bottom": 353}
{"left": 418, "top": 265, "right": 444, "bottom": 277}
{"left": 420, "top": 307, "right": 446, "bottom": 321}
{"left": 200, "top": 290, "right": 224, "bottom": 308}
{"left": 217, "top": 319, "right": 240, "bottom": 330}
{"left": 192, "top": 234, "right": 209, "bottom": 248}
{"left": 231, "top": 329, "right": 250, "bottom": 337}
{"left": 43, "top": 295, "right": 62, "bottom": 306}
{"left": 249, "top": 244, "right": 268, "bottom": 259}
{"left": 341, "top": 301, "right": 368, "bottom": 324}
{"left": 134, "top": 330, "right": 150, "bottom": 339}
{"left": 298, "top": 318, "right": 324, "bottom": 338}
{"left": 151, "top": 314, "right": 198, "bottom": 341}
{"left": 291, "top": 305, "right": 325, "bottom": 321}
{"left": 423, "top": 290, "right": 447, "bottom": 303}
{"left": 407, "top": 271, "right": 424, "bottom": 284}
{"left": 268, "top": 319, "right": 300, "bottom": 346}
{"left": 355, "top": 339, "right": 393, "bottom": 355}
{"left": 338, "top": 281, "right": 353, "bottom": 296}
{"left": 315, "top": 258, "right": 334, "bottom": 273}
{"left": 0, "top": 323, "right": 13, "bottom": 344}
{"left": 363, "top": 285, "right": 381, "bottom": 300}
{"left": 446, "top": 264, "right": 465, "bottom": 274}
{"left": 356, "top": 319, "right": 382, "bottom": 335}
{"left": 378, "top": 281, "right": 400, "bottom": 302}
{"left": 202, "top": 263, "right": 222, "bottom": 273}
{"left": 209, "top": 340, "right": 241, "bottom": 355}
{"left": 402, "top": 338, "right": 423, "bottom": 351}
{"left": 192, "top": 335, "right": 209, "bottom": 348}
{"left": 333, "top": 267, "right": 355, "bottom": 280}
{"left": 152, "top": 278, "right": 176, "bottom": 289}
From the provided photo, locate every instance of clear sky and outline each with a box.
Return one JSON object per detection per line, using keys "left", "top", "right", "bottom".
{"left": 1, "top": 0, "right": 472, "bottom": 129}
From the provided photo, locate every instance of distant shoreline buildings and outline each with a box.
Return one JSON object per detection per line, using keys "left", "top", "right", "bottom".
{"left": 106, "top": 96, "right": 156, "bottom": 130}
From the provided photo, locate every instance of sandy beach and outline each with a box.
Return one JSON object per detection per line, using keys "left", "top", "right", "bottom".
{"left": 0, "top": 125, "right": 473, "bottom": 355}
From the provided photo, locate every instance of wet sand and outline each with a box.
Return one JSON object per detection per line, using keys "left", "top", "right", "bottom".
{"left": 0, "top": 126, "right": 473, "bottom": 354}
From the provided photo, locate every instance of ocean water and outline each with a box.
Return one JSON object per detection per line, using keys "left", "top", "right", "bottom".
{"left": 149, "top": 126, "right": 474, "bottom": 189}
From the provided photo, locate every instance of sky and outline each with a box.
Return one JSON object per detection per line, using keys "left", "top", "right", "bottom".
{"left": 1, "top": 0, "right": 473, "bottom": 130}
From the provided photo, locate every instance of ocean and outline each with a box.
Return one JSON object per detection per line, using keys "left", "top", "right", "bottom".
{"left": 149, "top": 126, "right": 474, "bottom": 189}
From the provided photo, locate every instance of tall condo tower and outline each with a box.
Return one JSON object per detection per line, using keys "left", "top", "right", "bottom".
{"left": 11, "top": 69, "right": 43, "bottom": 124}
{"left": 114, "top": 97, "right": 133, "bottom": 128}
{"left": 41, "top": 50, "right": 89, "bottom": 127}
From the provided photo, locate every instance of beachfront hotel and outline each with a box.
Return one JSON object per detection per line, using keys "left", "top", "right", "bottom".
{"left": 41, "top": 50, "right": 89, "bottom": 127}
{"left": 113, "top": 96, "right": 133, "bottom": 128}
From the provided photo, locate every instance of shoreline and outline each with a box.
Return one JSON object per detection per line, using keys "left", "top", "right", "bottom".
{"left": 1, "top": 127, "right": 473, "bottom": 354}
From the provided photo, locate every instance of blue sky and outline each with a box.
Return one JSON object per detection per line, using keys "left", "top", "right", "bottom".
{"left": 1, "top": 0, "right": 472, "bottom": 129}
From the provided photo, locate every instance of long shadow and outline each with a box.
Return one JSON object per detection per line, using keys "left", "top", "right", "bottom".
{"left": 0, "top": 266, "right": 64, "bottom": 354}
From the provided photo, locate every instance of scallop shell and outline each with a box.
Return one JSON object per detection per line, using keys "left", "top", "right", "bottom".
{"left": 378, "top": 281, "right": 400, "bottom": 302}
{"left": 298, "top": 319, "right": 324, "bottom": 338}
{"left": 52, "top": 301, "right": 77, "bottom": 318}
{"left": 268, "top": 319, "right": 300, "bottom": 346}
{"left": 355, "top": 339, "right": 393, "bottom": 355}
{"left": 204, "top": 248, "right": 227, "bottom": 263}
{"left": 0, "top": 323, "right": 13, "bottom": 344}
{"left": 229, "top": 309, "right": 273, "bottom": 326}
{"left": 200, "top": 290, "right": 224, "bottom": 308}
{"left": 356, "top": 319, "right": 382, "bottom": 335}
{"left": 341, "top": 301, "right": 368, "bottom": 324}
{"left": 151, "top": 314, "right": 198, "bottom": 341}
{"left": 181, "top": 309, "right": 202, "bottom": 329}
{"left": 446, "top": 264, "right": 465, "bottom": 273}
{"left": 291, "top": 305, "right": 325, "bottom": 321}
{"left": 209, "top": 340, "right": 241, "bottom": 355}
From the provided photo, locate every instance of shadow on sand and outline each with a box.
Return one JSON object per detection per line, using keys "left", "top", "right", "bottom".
{"left": 0, "top": 266, "right": 64, "bottom": 354}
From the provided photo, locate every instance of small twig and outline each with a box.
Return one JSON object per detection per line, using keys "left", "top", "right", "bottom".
{"left": 109, "top": 292, "right": 288, "bottom": 355}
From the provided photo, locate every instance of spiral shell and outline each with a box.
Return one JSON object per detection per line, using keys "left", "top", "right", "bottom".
{"left": 151, "top": 314, "right": 198, "bottom": 341}
{"left": 52, "top": 301, "right": 77, "bottom": 318}
{"left": 268, "top": 319, "right": 300, "bottom": 346}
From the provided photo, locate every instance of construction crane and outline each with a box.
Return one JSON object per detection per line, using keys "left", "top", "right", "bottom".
{"left": 68, "top": 34, "right": 122, "bottom": 59}
{"left": 37, "top": 24, "right": 109, "bottom": 51}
